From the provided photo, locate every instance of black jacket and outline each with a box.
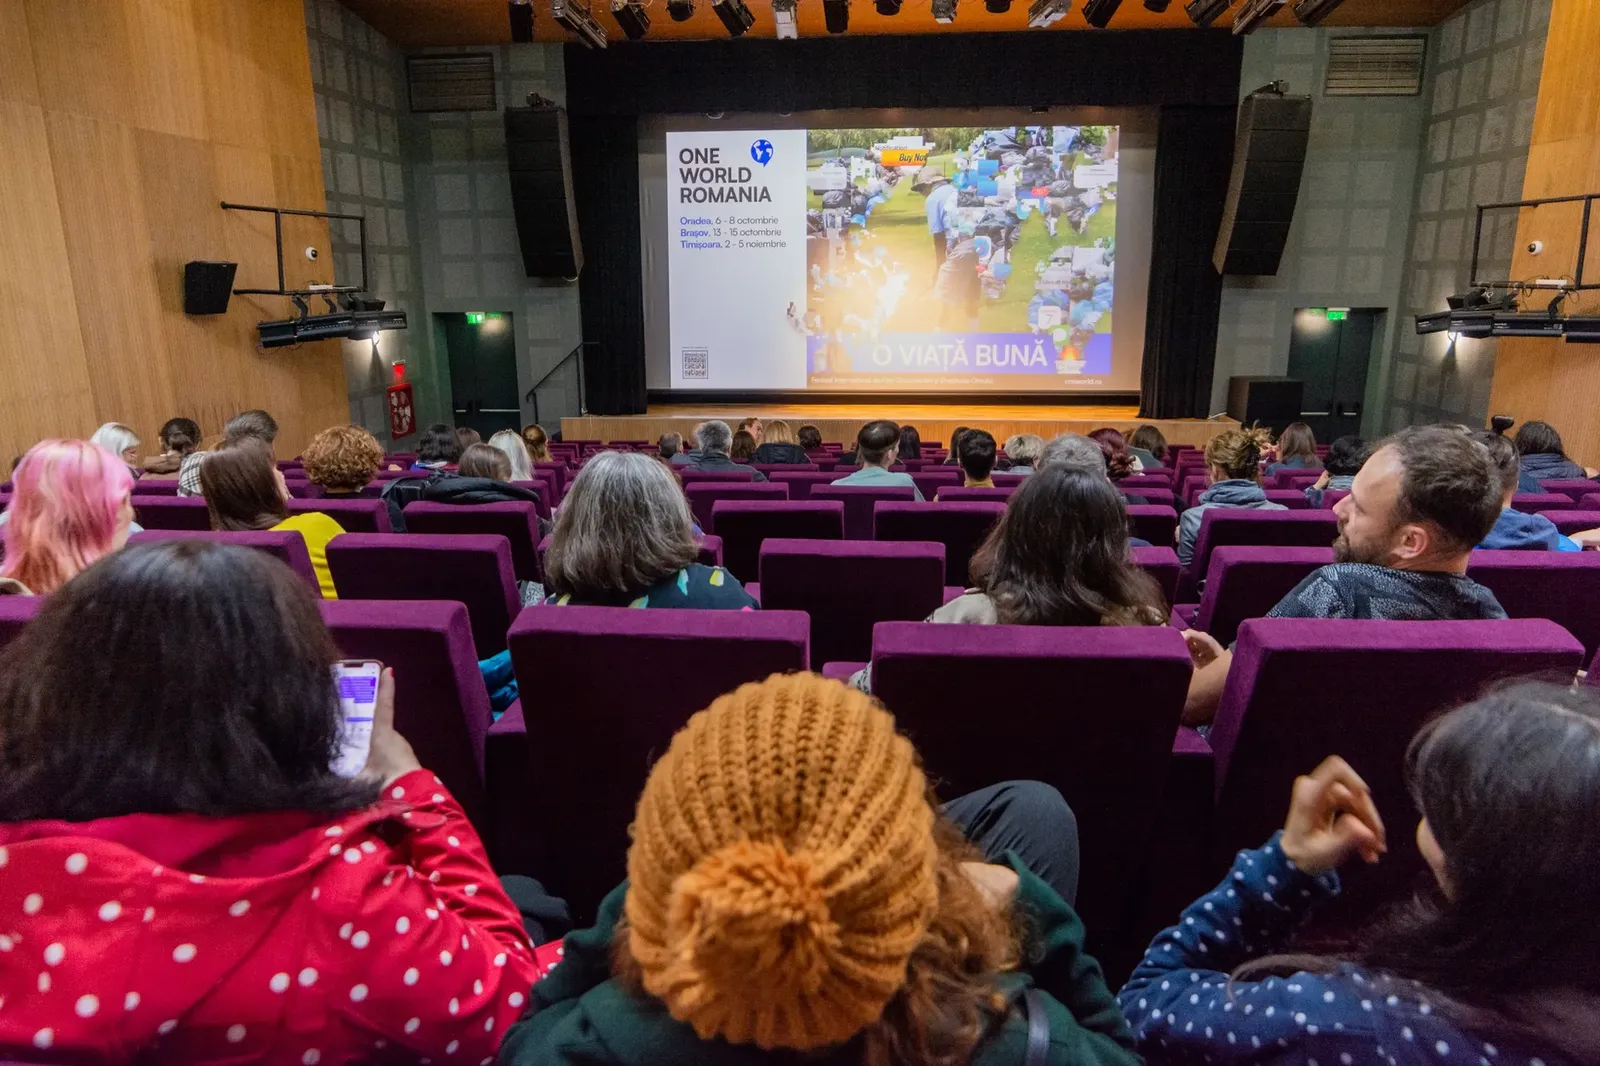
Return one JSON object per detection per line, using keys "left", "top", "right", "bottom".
{"left": 381, "top": 474, "right": 540, "bottom": 531}
{"left": 681, "top": 453, "right": 767, "bottom": 481}
{"left": 751, "top": 442, "right": 811, "bottom": 465}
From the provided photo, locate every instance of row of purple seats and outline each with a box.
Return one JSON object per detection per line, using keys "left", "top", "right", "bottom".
{"left": 1177, "top": 509, "right": 1340, "bottom": 602}
{"left": 133, "top": 496, "right": 395, "bottom": 533}
{"left": 534, "top": 533, "right": 724, "bottom": 576}
{"left": 1536, "top": 479, "right": 1600, "bottom": 501}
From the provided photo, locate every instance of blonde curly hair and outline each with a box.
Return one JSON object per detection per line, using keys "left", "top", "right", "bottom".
{"left": 302, "top": 425, "right": 384, "bottom": 492}
{"left": 1204, "top": 425, "right": 1274, "bottom": 482}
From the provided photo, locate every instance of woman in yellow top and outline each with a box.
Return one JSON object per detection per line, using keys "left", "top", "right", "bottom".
{"left": 199, "top": 440, "right": 344, "bottom": 598}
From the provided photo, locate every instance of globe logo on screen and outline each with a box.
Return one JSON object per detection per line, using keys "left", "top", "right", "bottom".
{"left": 750, "top": 138, "right": 775, "bottom": 166}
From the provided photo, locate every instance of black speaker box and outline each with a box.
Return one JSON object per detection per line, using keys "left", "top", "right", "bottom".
{"left": 1213, "top": 94, "right": 1312, "bottom": 276}
{"left": 183, "top": 261, "right": 237, "bottom": 315}
{"left": 504, "top": 106, "right": 583, "bottom": 279}
{"left": 1227, "top": 376, "right": 1304, "bottom": 435}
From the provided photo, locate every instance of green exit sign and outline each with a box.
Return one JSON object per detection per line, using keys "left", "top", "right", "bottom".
{"left": 465, "top": 312, "right": 485, "bottom": 325}
{"left": 1327, "top": 309, "right": 1349, "bottom": 321}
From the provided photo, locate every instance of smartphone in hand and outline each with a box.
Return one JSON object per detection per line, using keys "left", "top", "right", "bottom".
{"left": 331, "top": 659, "right": 383, "bottom": 777}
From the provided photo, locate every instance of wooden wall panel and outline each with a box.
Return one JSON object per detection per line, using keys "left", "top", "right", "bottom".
{"left": 0, "top": 0, "right": 348, "bottom": 462}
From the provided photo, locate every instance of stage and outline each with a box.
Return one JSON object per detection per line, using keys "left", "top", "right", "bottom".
{"left": 563, "top": 404, "right": 1239, "bottom": 448}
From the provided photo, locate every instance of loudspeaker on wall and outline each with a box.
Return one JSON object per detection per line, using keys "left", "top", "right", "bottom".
{"left": 1213, "top": 93, "right": 1312, "bottom": 277}
{"left": 504, "top": 105, "right": 584, "bottom": 280}
{"left": 183, "top": 261, "right": 238, "bottom": 315}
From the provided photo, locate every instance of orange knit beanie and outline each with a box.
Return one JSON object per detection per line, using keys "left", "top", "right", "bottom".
{"left": 624, "top": 672, "right": 940, "bottom": 1051}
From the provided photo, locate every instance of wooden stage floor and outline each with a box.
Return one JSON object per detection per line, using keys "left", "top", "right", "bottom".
{"left": 564, "top": 404, "right": 1238, "bottom": 448}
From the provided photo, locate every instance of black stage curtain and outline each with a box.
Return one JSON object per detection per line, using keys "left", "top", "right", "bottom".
{"left": 1138, "top": 105, "right": 1237, "bottom": 420}
{"left": 569, "top": 116, "right": 648, "bottom": 414}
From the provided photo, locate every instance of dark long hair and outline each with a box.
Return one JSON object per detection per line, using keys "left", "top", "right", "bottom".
{"left": 200, "top": 439, "right": 287, "bottom": 531}
{"left": 1513, "top": 420, "right": 1568, "bottom": 458}
{"left": 968, "top": 467, "right": 1167, "bottom": 626}
{"left": 898, "top": 424, "right": 922, "bottom": 460}
{"left": 0, "top": 541, "right": 379, "bottom": 821}
{"left": 1275, "top": 422, "right": 1319, "bottom": 464}
{"left": 418, "top": 423, "right": 461, "bottom": 464}
{"left": 1240, "top": 682, "right": 1600, "bottom": 1058}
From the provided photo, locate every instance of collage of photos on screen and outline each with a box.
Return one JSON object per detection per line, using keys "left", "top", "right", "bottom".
{"left": 804, "top": 124, "right": 1117, "bottom": 377}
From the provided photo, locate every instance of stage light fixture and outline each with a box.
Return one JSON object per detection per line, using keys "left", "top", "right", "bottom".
{"left": 1144, "top": 0, "right": 1172, "bottom": 8}
{"left": 666, "top": 0, "right": 695, "bottom": 20}
{"left": 1028, "top": 0, "right": 1069, "bottom": 25}
{"left": 712, "top": 0, "right": 755, "bottom": 35}
{"left": 552, "top": 0, "right": 608, "bottom": 45}
{"left": 1564, "top": 317, "right": 1600, "bottom": 344}
{"left": 1185, "top": 0, "right": 1231, "bottom": 25}
{"left": 611, "top": 0, "right": 651, "bottom": 38}
{"left": 1415, "top": 310, "right": 1453, "bottom": 335}
{"left": 508, "top": 0, "right": 534, "bottom": 42}
{"left": 875, "top": 0, "right": 902, "bottom": 11}
{"left": 932, "top": 0, "right": 958, "bottom": 22}
{"left": 1490, "top": 312, "right": 1565, "bottom": 339}
{"left": 986, "top": 0, "right": 1012, "bottom": 12}
{"left": 1291, "top": 0, "right": 1344, "bottom": 24}
{"left": 773, "top": 0, "right": 799, "bottom": 36}
{"left": 823, "top": 0, "right": 849, "bottom": 32}
{"left": 1232, "top": 0, "right": 1284, "bottom": 34}
{"left": 1081, "top": 0, "right": 1122, "bottom": 25}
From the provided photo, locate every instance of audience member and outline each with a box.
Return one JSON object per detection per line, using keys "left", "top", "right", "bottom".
{"left": 1121, "top": 682, "right": 1600, "bottom": 1066}
{"left": 421, "top": 445, "right": 542, "bottom": 510}
{"left": 458, "top": 441, "right": 512, "bottom": 481}
{"left": 200, "top": 440, "right": 344, "bottom": 599}
{"left": 658, "top": 431, "right": 683, "bottom": 461}
{"left": 678, "top": 420, "right": 767, "bottom": 480}
{"left": 1183, "top": 426, "right": 1506, "bottom": 723}
{"left": 90, "top": 422, "right": 142, "bottom": 477}
{"left": 1515, "top": 419, "right": 1596, "bottom": 481}
{"left": 944, "top": 425, "right": 971, "bottom": 465}
{"left": 413, "top": 422, "right": 460, "bottom": 471}
{"left": 1127, "top": 424, "right": 1167, "bottom": 468}
{"left": 897, "top": 423, "right": 923, "bottom": 460}
{"left": 302, "top": 424, "right": 384, "bottom": 496}
{"left": 737, "top": 416, "right": 763, "bottom": 443}
{"left": 751, "top": 419, "right": 810, "bottom": 464}
{"left": 796, "top": 424, "right": 823, "bottom": 452}
{"left": 1177, "top": 427, "right": 1285, "bottom": 567}
{"left": 0, "top": 540, "right": 539, "bottom": 1061}
{"left": 669, "top": 426, "right": 701, "bottom": 466}
{"left": 0, "top": 440, "right": 135, "bottom": 596}
{"left": 1037, "top": 433, "right": 1152, "bottom": 545}
{"left": 831, "top": 419, "right": 923, "bottom": 500}
{"left": 503, "top": 672, "right": 1137, "bottom": 1066}
{"left": 729, "top": 429, "right": 758, "bottom": 461}
{"left": 522, "top": 424, "right": 552, "bottom": 463}
{"left": 179, "top": 409, "right": 277, "bottom": 496}
{"left": 1304, "top": 433, "right": 1369, "bottom": 506}
{"left": 958, "top": 428, "right": 998, "bottom": 488}
{"left": 454, "top": 427, "right": 482, "bottom": 454}
{"left": 1474, "top": 428, "right": 1581, "bottom": 551}
{"left": 1088, "top": 427, "right": 1140, "bottom": 477}
{"left": 141, "top": 417, "right": 201, "bottom": 478}
{"left": 1004, "top": 433, "right": 1044, "bottom": 474}
{"left": 544, "top": 451, "right": 754, "bottom": 608}
{"left": 489, "top": 428, "right": 534, "bottom": 482}
{"left": 1266, "top": 421, "right": 1321, "bottom": 474}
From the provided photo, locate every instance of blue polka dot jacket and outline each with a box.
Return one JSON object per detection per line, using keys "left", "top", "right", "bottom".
{"left": 1118, "top": 834, "right": 1576, "bottom": 1066}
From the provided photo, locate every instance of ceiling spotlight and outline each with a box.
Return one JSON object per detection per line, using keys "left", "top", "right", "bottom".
{"left": 823, "top": 0, "right": 849, "bottom": 31}
{"left": 1291, "top": 0, "right": 1343, "bottom": 23}
{"left": 712, "top": 0, "right": 755, "bottom": 34}
{"left": 773, "top": 0, "right": 799, "bottom": 36}
{"left": 932, "top": 0, "right": 958, "bottom": 22}
{"left": 1144, "top": 0, "right": 1171, "bottom": 8}
{"left": 552, "top": 0, "right": 608, "bottom": 45}
{"left": 508, "top": 0, "right": 534, "bottom": 42}
{"left": 1185, "top": 0, "right": 1232, "bottom": 25}
{"left": 875, "top": 0, "right": 902, "bottom": 11}
{"left": 1028, "top": 0, "right": 1069, "bottom": 24}
{"left": 1231, "top": 0, "right": 1284, "bottom": 34}
{"left": 666, "top": 0, "right": 695, "bottom": 20}
{"left": 1081, "top": 0, "right": 1122, "bottom": 25}
{"left": 985, "top": 0, "right": 1011, "bottom": 12}
{"left": 610, "top": 0, "right": 650, "bottom": 38}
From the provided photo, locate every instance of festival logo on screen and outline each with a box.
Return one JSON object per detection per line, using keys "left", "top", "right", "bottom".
{"left": 750, "top": 138, "right": 774, "bottom": 166}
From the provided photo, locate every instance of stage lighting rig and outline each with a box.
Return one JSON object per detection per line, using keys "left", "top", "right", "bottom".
{"left": 508, "top": 0, "right": 534, "bottom": 41}
{"left": 1232, "top": 0, "right": 1284, "bottom": 34}
{"left": 1028, "top": 0, "right": 1068, "bottom": 24}
{"left": 1081, "top": 0, "right": 1122, "bottom": 25}
{"left": 552, "top": 0, "right": 608, "bottom": 46}
{"left": 713, "top": 0, "right": 755, "bottom": 35}
{"left": 1291, "top": 0, "right": 1344, "bottom": 24}
{"left": 875, "top": 0, "right": 902, "bottom": 11}
{"left": 986, "top": 0, "right": 1011, "bottom": 13}
{"left": 611, "top": 0, "right": 650, "bottom": 38}
{"left": 1184, "top": 0, "right": 1231, "bottom": 26}
{"left": 932, "top": 0, "right": 958, "bottom": 23}
{"left": 1144, "top": 0, "right": 1172, "bottom": 9}
{"left": 823, "top": 0, "right": 849, "bottom": 31}
{"left": 773, "top": 0, "right": 799, "bottom": 35}
{"left": 666, "top": 0, "right": 695, "bottom": 20}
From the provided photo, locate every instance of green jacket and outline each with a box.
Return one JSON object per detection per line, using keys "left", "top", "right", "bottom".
{"left": 500, "top": 856, "right": 1142, "bottom": 1066}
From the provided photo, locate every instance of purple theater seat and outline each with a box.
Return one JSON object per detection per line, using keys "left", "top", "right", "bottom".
{"left": 768, "top": 471, "right": 844, "bottom": 500}
{"left": 509, "top": 479, "right": 554, "bottom": 519}
{"left": 1188, "top": 546, "right": 1334, "bottom": 645}
{"left": 1544, "top": 509, "right": 1600, "bottom": 535}
{"left": 287, "top": 497, "right": 392, "bottom": 534}
{"left": 677, "top": 469, "right": 758, "bottom": 485}
{"left": 534, "top": 462, "right": 569, "bottom": 498}
{"left": 752, "top": 463, "right": 820, "bottom": 474}
{"left": 404, "top": 501, "right": 543, "bottom": 581}
{"left": 873, "top": 500, "right": 1006, "bottom": 586}
{"left": 1181, "top": 509, "right": 1340, "bottom": 603}
{"left": 1321, "top": 488, "right": 1350, "bottom": 508}
{"left": 0, "top": 596, "right": 42, "bottom": 655}
{"left": 1260, "top": 489, "right": 1313, "bottom": 510}
{"left": 711, "top": 500, "right": 844, "bottom": 584}
{"left": 129, "top": 530, "right": 320, "bottom": 595}
{"left": 131, "top": 497, "right": 211, "bottom": 531}
{"left": 684, "top": 482, "right": 789, "bottom": 534}
{"left": 1211, "top": 617, "right": 1584, "bottom": 935}
{"left": 937, "top": 486, "right": 1014, "bottom": 503}
{"left": 1131, "top": 545, "right": 1181, "bottom": 605}
{"left": 992, "top": 473, "right": 1028, "bottom": 487}
{"left": 756, "top": 539, "right": 945, "bottom": 664}
{"left": 128, "top": 481, "right": 180, "bottom": 495}
{"left": 535, "top": 534, "right": 722, "bottom": 580}
{"left": 320, "top": 600, "right": 491, "bottom": 831}
{"left": 1119, "top": 474, "right": 1173, "bottom": 492}
{"left": 1268, "top": 470, "right": 1321, "bottom": 491}
{"left": 496, "top": 605, "right": 810, "bottom": 921}
{"left": 812, "top": 484, "right": 918, "bottom": 540}
{"left": 325, "top": 533, "right": 519, "bottom": 658}
{"left": 1467, "top": 548, "right": 1600, "bottom": 656}
{"left": 909, "top": 469, "right": 962, "bottom": 501}
{"left": 1537, "top": 479, "right": 1600, "bottom": 501}
{"left": 1179, "top": 475, "right": 1207, "bottom": 508}
{"left": 867, "top": 622, "right": 1193, "bottom": 953}
{"left": 1126, "top": 505, "right": 1179, "bottom": 547}
{"left": 1512, "top": 492, "right": 1578, "bottom": 515}
{"left": 1123, "top": 487, "right": 1176, "bottom": 509}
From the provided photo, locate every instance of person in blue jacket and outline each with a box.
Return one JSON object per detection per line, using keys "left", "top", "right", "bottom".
{"left": 1119, "top": 681, "right": 1600, "bottom": 1066}
{"left": 1473, "top": 429, "right": 1584, "bottom": 550}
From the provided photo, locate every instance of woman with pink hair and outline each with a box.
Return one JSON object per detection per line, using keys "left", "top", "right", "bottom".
{"left": 0, "top": 440, "right": 136, "bottom": 595}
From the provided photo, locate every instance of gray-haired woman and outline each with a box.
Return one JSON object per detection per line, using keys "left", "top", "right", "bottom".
{"left": 543, "top": 451, "right": 755, "bottom": 609}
